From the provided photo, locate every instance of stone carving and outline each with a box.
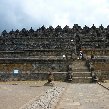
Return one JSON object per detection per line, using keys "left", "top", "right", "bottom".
{"left": 66, "top": 72, "right": 72, "bottom": 82}
{"left": 0, "top": 24, "right": 109, "bottom": 53}
{"left": 44, "top": 72, "right": 54, "bottom": 86}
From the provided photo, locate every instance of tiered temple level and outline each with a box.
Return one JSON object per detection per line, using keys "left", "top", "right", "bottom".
{"left": 0, "top": 24, "right": 109, "bottom": 81}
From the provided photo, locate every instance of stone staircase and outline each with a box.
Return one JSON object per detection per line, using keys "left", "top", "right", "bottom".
{"left": 71, "top": 60, "right": 92, "bottom": 83}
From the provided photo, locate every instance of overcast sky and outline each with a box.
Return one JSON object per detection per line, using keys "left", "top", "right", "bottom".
{"left": 0, "top": 0, "right": 109, "bottom": 32}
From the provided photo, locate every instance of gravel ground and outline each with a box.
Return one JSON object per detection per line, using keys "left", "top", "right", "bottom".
{"left": 1, "top": 81, "right": 109, "bottom": 109}
{"left": 0, "top": 81, "right": 67, "bottom": 109}
{"left": 20, "top": 87, "right": 65, "bottom": 109}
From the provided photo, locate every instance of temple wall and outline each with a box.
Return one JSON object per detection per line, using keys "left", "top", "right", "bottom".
{"left": 92, "top": 61, "right": 109, "bottom": 80}
{"left": 0, "top": 61, "right": 67, "bottom": 81}
{"left": 0, "top": 50, "right": 72, "bottom": 58}
{"left": 82, "top": 49, "right": 109, "bottom": 57}
{"left": 0, "top": 72, "right": 67, "bottom": 81}
{"left": 0, "top": 63, "right": 33, "bottom": 73}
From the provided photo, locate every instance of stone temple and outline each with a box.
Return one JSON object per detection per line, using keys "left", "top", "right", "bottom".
{"left": 0, "top": 24, "right": 109, "bottom": 82}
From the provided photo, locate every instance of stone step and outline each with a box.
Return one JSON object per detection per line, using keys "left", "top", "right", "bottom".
{"left": 72, "top": 69, "right": 89, "bottom": 72}
{"left": 72, "top": 72, "right": 91, "bottom": 77}
{"left": 72, "top": 77, "right": 92, "bottom": 83}
{"left": 72, "top": 77, "right": 92, "bottom": 79}
{"left": 72, "top": 62, "right": 87, "bottom": 64}
{"left": 72, "top": 67, "right": 88, "bottom": 69}
{"left": 73, "top": 60, "right": 86, "bottom": 64}
{"left": 71, "top": 60, "right": 92, "bottom": 83}
{"left": 72, "top": 64, "right": 87, "bottom": 67}
{"left": 72, "top": 63, "right": 88, "bottom": 70}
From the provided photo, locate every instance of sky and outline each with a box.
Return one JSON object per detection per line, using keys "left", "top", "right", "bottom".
{"left": 0, "top": 0, "right": 109, "bottom": 32}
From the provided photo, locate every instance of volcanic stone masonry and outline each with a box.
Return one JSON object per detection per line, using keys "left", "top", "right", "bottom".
{"left": 0, "top": 24, "right": 109, "bottom": 81}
